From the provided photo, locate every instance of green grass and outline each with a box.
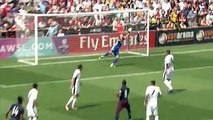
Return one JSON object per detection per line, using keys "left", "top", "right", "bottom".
{"left": 0, "top": 43, "right": 213, "bottom": 120}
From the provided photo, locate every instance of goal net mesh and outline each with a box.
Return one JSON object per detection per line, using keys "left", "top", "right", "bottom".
{"left": 14, "top": 14, "right": 38, "bottom": 65}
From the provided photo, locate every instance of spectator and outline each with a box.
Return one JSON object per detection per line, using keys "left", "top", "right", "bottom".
{"left": 112, "top": 17, "right": 118, "bottom": 32}
{"left": 19, "top": 4, "right": 27, "bottom": 14}
{"left": 187, "top": 7, "right": 196, "bottom": 27}
{"left": 135, "top": 0, "right": 143, "bottom": 9}
{"left": 14, "top": 15, "right": 26, "bottom": 31}
{"left": 200, "top": 16, "right": 208, "bottom": 26}
{"left": 166, "top": 20, "right": 176, "bottom": 29}
{"left": 117, "top": 18, "right": 124, "bottom": 33}
{"left": 206, "top": 9, "right": 213, "bottom": 24}
{"left": 57, "top": 29, "right": 65, "bottom": 36}
{"left": 170, "top": 8, "right": 178, "bottom": 23}
{"left": 162, "top": 0, "right": 171, "bottom": 15}
{"left": 39, "top": 0, "right": 47, "bottom": 14}
{"left": 153, "top": 0, "right": 161, "bottom": 10}
{"left": 180, "top": 21, "right": 187, "bottom": 28}
{"left": 46, "top": 20, "right": 58, "bottom": 36}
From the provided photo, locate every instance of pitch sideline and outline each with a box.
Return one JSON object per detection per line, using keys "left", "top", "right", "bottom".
{"left": 1, "top": 65, "right": 212, "bottom": 88}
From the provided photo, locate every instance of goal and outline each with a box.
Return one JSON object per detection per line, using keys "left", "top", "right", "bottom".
{"left": 15, "top": 9, "right": 150, "bottom": 65}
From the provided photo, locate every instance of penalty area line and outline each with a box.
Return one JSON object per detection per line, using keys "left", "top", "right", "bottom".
{"left": 1, "top": 65, "right": 212, "bottom": 88}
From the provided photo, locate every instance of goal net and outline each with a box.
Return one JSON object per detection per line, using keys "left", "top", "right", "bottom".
{"left": 14, "top": 14, "right": 38, "bottom": 66}
{"left": 15, "top": 9, "right": 149, "bottom": 66}
{"left": 126, "top": 10, "right": 150, "bottom": 56}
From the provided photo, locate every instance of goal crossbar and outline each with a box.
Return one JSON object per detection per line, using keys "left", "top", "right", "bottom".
{"left": 19, "top": 9, "right": 150, "bottom": 17}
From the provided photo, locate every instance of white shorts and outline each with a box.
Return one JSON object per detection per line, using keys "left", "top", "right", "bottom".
{"left": 165, "top": 69, "right": 174, "bottom": 80}
{"left": 146, "top": 104, "right": 158, "bottom": 116}
{"left": 72, "top": 86, "right": 80, "bottom": 95}
{"left": 26, "top": 106, "right": 37, "bottom": 118}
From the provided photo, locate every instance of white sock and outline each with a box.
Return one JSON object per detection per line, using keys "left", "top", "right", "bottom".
{"left": 155, "top": 115, "right": 159, "bottom": 120}
{"left": 164, "top": 80, "right": 173, "bottom": 91}
{"left": 66, "top": 96, "right": 74, "bottom": 106}
{"left": 72, "top": 97, "right": 77, "bottom": 108}
{"left": 168, "top": 80, "right": 173, "bottom": 90}
{"left": 28, "top": 118, "right": 32, "bottom": 120}
{"left": 33, "top": 107, "right": 38, "bottom": 116}
{"left": 146, "top": 116, "right": 150, "bottom": 120}
{"left": 32, "top": 117, "right": 37, "bottom": 120}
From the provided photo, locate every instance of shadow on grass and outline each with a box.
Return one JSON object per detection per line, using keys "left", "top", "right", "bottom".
{"left": 133, "top": 118, "right": 144, "bottom": 120}
{"left": 117, "top": 62, "right": 136, "bottom": 67}
{"left": 78, "top": 104, "right": 100, "bottom": 110}
{"left": 172, "top": 88, "right": 187, "bottom": 94}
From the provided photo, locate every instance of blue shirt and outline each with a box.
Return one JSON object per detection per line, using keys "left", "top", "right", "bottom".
{"left": 9, "top": 103, "right": 24, "bottom": 120}
{"left": 119, "top": 86, "right": 130, "bottom": 101}
{"left": 112, "top": 38, "right": 124, "bottom": 51}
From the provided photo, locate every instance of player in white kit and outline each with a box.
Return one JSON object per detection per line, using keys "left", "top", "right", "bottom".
{"left": 26, "top": 83, "right": 38, "bottom": 120}
{"left": 163, "top": 50, "right": 174, "bottom": 93}
{"left": 144, "top": 80, "right": 161, "bottom": 120}
{"left": 65, "top": 64, "right": 83, "bottom": 111}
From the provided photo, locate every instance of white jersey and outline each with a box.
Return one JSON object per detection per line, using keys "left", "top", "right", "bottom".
{"left": 145, "top": 85, "right": 161, "bottom": 106}
{"left": 72, "top": 69, "right": 81, "bottom": 88}
{"left": 27, "top": 88, "right": 38, "bottom": 108}
{"left": 164, "top": 54, "right": 174, "bottom": 71}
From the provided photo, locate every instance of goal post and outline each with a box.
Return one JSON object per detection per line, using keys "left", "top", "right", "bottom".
{"left": 126, "top": 9, "right": 150, "bottom": 56}
{"left": 15, "top": 9, "right": 150, "bottom": 65}
{"left": 15, "top": 14, "right": 39, "bottom": 66}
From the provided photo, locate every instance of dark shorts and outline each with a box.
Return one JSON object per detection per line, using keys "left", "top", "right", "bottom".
{"left": 116, "top": 100, "right": 131, "bottom": 113}
{"left": 112, "top": 50, "right": 119, "bottom": 57}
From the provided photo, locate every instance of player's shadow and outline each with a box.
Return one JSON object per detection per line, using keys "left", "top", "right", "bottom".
{"left": 133, "top": 118, "right": 144, "bottom": 120}
{"left": 78, "top": 104, "right": 99, "bottom": 110}
{"left": 117, "top": 63, "right": 136, "bottom": 67}
{"left": 172, "top": 88, "right": 186, "bottom": 94}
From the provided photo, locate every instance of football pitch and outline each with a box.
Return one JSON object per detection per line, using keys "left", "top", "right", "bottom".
{"left": 0, "top": 43, "right": 213, "bottom": 120}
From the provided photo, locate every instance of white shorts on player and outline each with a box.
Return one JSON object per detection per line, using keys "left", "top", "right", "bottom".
{"left": 72, "top": 85, "right": 80, "bottom": 96}
{"left": 164, "top": 68, "right": 174, "bottom": 80}
{"left": 146, "top": 104, "right": 158, "bottom": 117}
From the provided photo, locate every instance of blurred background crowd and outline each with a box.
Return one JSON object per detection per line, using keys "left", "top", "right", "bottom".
{"left": 0, "top": 0, "right": 213, "bottom": 37}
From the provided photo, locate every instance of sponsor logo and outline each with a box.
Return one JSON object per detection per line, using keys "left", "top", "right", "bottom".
{"left": 195, "top": 30, "right": 204, "bottom": 41}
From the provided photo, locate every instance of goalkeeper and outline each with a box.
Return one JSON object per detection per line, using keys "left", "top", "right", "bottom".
{"left": 99, "top": 31, "right": 130, "bottom": 67}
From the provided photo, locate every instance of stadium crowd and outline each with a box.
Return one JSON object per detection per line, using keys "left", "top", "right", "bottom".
{"left": 0, "top": 0, "right": 213, "bottom": 37}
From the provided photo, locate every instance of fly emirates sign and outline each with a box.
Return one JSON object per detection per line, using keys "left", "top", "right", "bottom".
{"left": 69, "top": 31, "right": 155, "bottom": 53}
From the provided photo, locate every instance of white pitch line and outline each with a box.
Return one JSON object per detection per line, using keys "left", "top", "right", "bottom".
{"left": 39, "top": 48, "right": 213, "bottom": 61}
{"left": 1, "top": 65, "right": 212, "bottom": 88}
{"left": 0, "top": 48, "right": 213, "bottom": 69}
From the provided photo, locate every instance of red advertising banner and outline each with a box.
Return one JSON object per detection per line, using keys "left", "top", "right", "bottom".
{"left": 69, "top": 31, "right": 155, "bottom": 54}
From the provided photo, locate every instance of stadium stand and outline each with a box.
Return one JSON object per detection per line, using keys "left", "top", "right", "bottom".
{"left": 0, "top": 0, "right": 213, "bottom": 37}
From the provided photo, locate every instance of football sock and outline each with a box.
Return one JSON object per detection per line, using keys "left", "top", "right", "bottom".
{"left": 67, "top": 96, "right": 74, "bottom": 106}
{"left": 115, "top": 113, "right": 119, "bottom": 120}
{"left": 113, "top": 58, "right": 118, "bottom": 64}
{"left": 32, "top": 117, "right": 37, "bottom": 120}
{"left": 146, "top": 116, "right": 150, "bottom": 120}
{"left": 128, "top": 111, "right": 131, "bottom": 120}
{"left": 168, "top": 80, "right": 173, "bottom": 90}
{"left": 72, "top": 98, "right": 77, "bottom": 108}
{"left": 155, "top": 115, "right": 159, "bottom": 120}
